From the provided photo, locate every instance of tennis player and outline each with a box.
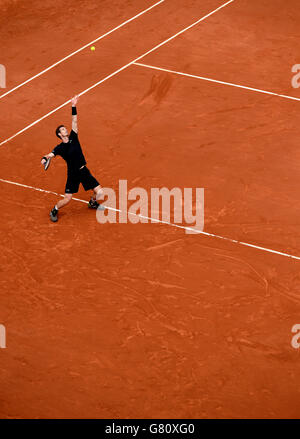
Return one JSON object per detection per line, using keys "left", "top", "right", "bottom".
{"left": 41, "top": 95, "right": 104, "bottom": 222}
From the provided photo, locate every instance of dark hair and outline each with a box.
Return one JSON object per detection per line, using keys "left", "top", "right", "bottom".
{"left": 55, "top": 125, "right": 65, "bottom": 138}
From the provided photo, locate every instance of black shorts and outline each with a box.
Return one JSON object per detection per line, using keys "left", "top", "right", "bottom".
{"left": 65, "top": 166, "right": 100, "bottom": 194}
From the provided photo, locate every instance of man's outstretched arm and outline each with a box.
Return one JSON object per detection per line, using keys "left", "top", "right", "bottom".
{"left": 71, "top": 95, "right": 79, "bottom": 133}
{"left": 41, "top": 152, "right": 54, "bottom": 163}
{"left": 41, "top": 152, "right": 54, "bottom": 170}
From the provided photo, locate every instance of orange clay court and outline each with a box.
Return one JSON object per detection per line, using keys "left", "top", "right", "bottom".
{"left": 0, "top": 0, "right": 300, "bottom": 419}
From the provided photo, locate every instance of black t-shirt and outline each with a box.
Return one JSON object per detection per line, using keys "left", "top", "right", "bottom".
{"left": 52, "top": 130, "right": 86, "bottom": 173}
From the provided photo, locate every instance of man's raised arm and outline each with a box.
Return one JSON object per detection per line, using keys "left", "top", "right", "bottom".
{"left": 71, "top": 95, "right": 79, "bottom": 133}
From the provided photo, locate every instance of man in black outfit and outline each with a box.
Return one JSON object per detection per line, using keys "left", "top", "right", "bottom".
{"left": 41, "top": 95, "right": 104, "bottom": 222}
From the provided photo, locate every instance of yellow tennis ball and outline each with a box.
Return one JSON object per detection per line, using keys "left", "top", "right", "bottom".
{"left": 91, "top": 46, "right": 95, "bottom": 51}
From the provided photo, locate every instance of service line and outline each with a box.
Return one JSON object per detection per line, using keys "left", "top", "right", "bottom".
{"left": 134, "top": 62, "right": 300, "bottom": 102}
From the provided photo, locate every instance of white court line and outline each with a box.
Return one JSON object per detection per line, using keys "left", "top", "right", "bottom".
{"left": 0, "top": 0, "right": 235, "bottom": 147}
{"left": 0, "top": 0, "right": 165, "bottom": 100}
{"left": 0, "top": 177, "right": 299, "bottom": 261}
{"left": 134, "top": 62, "right": 300, "bottom": 102}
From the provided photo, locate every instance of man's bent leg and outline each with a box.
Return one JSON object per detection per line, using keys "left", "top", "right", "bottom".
{"left": 50, "top": 194, "right": 72, "bottom": 222}
{"left": 57, "top": 193, "right": 73, "bottom": 209}
{"left": 93, "top": 185, "right": 103, "bottom": 201}
{"left": 88, "top": 185, "right": 105, "bottom": 210}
